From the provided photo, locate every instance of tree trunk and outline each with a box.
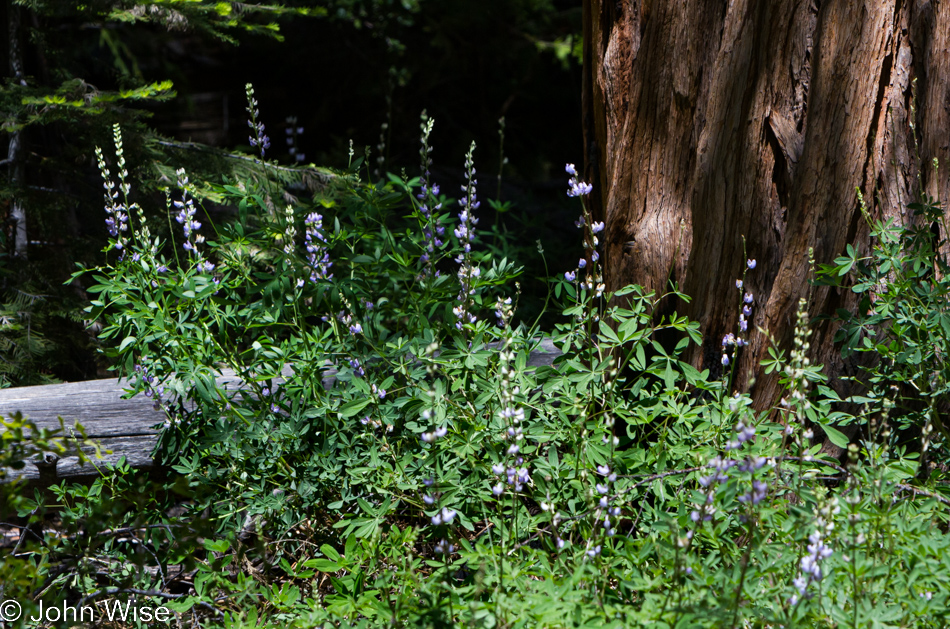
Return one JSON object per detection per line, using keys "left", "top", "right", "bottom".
{"left": 583, "top": 0, "right": 950, "bottom": 439}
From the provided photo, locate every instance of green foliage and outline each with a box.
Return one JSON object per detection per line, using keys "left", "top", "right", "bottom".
{"left": 4, "top": 118, "right": 949, "bottom": 627}
{"left": 0, "top": 0, "right": 326, "bottom": 386}
{"left": 16, "top": 1, "right": 322, "bottom": 43}
{"left": 5, "top": 121, "right": 938, "bottom": 627}
{"left": 0, "top": 412, "right": 103, "bottom": 612}
{"left": 816, "top": 182, "right": 950, "bottom": 463}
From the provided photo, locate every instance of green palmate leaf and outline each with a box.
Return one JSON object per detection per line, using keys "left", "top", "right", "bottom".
{"left": 819, "top": 423, "right": 850, "bottom": 448}
{"left": 308, "top": 559, "right": 342, "bottom": 573}
{"left": 338, "top": 397, "right": 372, "bottom": 418}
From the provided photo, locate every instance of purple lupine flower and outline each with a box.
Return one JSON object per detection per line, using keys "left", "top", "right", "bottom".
{"left": 739, "top": 480, "right": 768, "bottom": 505}
{"left": 736, "top": 422, "right": 756, "bottom": 444}
{"left": 591, "top": 221, "right": 605, "bottom": 234}
{"left": 304, "top": 212, "right": 332, "bottom": 281}
{"left": 736, "top": 279, "right": 743, "bottom": 289}
{"left": 744, "top": 292, "right": 754, "bottom": 304}
{"left": 417, "top": 117, "right": 444, "bottom": 276}
{"left": 722, "top": 354, "right": 730, "bottom": 366}
{"left": 566, "top": 163, "right": 593, "bottom": 197}
{"left": 432, "top": 507, "right": 456, "bottom": 525}
{"left": 434, "top": 539, "right": 455, "bottom": 555}
{"left": 285, "top": 116, "right": 305, "bottom": 162}
{"left": 349, "top": 323, "right": 363, "bottom": 335}
{"left": 565, "top": 271, "right": 576, "bottom": 281}
{"left": 789, "top": 529, "right": 833, "bottom": 604}
{"left": 172, "top": 169, "right": 208, "bottom": 262}
{"left": 568, "top": 180, "right": 593, "bottom": 197}
{"left": 454, "top": 142, "right": 481, "bottom": 329}
{"left": 747, "top": 259, "right": 757, "bottom": 269}
{"left": 245, "top": 84, "right": 270, "bottom": 161}
{"left": 96, "top": 132, "right": 130, "bottom": 251}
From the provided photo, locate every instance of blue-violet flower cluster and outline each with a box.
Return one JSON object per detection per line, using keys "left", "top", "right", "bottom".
{"left": 245, "top": 83, "right": 270, "bottom": 161}
{"left": 417, "top": 115, "right": 445, "bottom": 275}
{"left": 304, "top": 212, "right": 332, "bottom": 282}
{"left": 453, "top": 142, "right": 480, "bottom": 329}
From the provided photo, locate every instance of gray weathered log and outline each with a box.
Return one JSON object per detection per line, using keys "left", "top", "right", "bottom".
{"left": 0, "top": 339, "right": 562, "bottom": 484}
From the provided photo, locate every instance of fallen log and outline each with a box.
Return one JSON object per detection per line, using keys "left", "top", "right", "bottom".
{"left": 0, "top": 339, "right": 562, "bottom": 484}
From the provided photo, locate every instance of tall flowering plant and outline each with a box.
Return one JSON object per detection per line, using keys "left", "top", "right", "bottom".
{"left": 72, "top": 93, "right": 950, "bottom": 628}
{"left": 453, "top": 142, "right": 481, "bottom": 330}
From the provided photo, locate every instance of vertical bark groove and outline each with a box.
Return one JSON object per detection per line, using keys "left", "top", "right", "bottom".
{"left": 584, "top": 0, "right": 949, "bottom": 437}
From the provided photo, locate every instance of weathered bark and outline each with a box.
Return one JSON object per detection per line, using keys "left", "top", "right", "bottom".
{"left": 583, "top": 0, "right": 949, "bottom": 436}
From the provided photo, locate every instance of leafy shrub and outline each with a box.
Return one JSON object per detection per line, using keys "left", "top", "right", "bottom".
{"left": 818, "top": 181, "right": 950, "bottom": 470}
{"left": 3, "top": 95, "right": 949, "bottom": 629}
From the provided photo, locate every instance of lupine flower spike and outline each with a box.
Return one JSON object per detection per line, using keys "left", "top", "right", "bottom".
{"left": 722, "top": 257, "right": 757, "bottom": 368}
{"left": 107, "top": 124, "right": 154, "bottom": 254}
{"left": 564, "top": 163, "right": 604, "bottom": 295}
{"left": 285, "top": 116, "right": 305, "bottom": 163}
{"left": 417, "top": 113, "right": 445, "bottom": 277}
{"left": 245, "top": 84, "right": 270, "bottom": 161}
{"left": 173, "top": 169, "right": 214, "bottom": 275}
{"left": 304, "top": 213, "right": 332, "bottom": 282}
{"left": 789, "top": 497, "right": 838, "bottom": 605}
{"left": 96, "top": 138, "right": 129, "bottom": 252}
{"left": 491, "top": 313, "right": 529, "bottom": 497}
{"left": 453, "top": 142, "right": 480, "bottom": 329}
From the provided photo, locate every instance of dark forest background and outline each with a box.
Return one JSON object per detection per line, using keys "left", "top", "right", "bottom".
{"left": 1, "top": 0, "right": 583, "bottom": 385}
